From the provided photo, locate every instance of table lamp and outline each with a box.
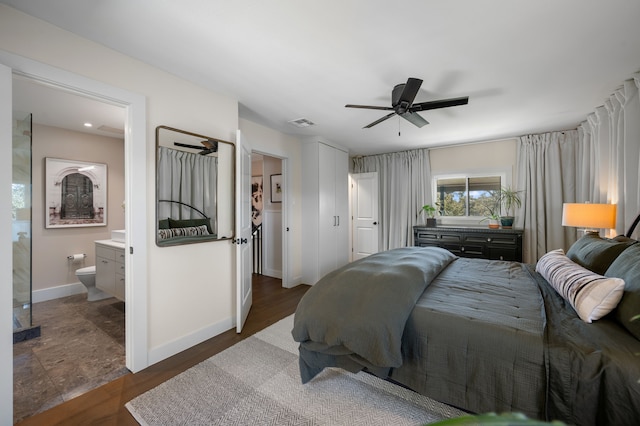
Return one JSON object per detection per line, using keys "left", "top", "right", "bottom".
{"left": 562, "top": 202, "right": 616, "bottom": 234}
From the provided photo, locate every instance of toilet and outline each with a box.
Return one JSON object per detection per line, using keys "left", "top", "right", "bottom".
{"left": 75, "top": 266, "right": 111, "bottom": 301}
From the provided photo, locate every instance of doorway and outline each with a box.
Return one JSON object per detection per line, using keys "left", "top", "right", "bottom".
{"left": 12, "top": 75, "right": 128, "bottom": 420}
{"left": 251, "top": 152, "right": 284, "bottom": 281}
{"left": 1, "top": 52, "right": 148, "bottom": 421}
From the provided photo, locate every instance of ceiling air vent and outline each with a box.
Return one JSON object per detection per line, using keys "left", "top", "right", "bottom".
{"left": 288, "top": 118, "right": 315, "bottom": 128}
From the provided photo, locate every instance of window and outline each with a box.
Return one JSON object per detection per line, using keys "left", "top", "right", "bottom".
{"left": 434, "top": 174, "right": 504, "bottom": 217}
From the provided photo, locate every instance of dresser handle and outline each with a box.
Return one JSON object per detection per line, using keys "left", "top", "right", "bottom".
{"left": 487, "top": 238, "right": 492, "bottom": 242}
{"left": 461, "top": 247, "right": 465, "bottom": 252}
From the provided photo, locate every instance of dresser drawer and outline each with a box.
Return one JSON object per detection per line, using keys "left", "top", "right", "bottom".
{"left": 414, "top": 226, "right": 523, "bottom": 262}
{"left": 465, "top": 233, "right": 519, "bottom": 246}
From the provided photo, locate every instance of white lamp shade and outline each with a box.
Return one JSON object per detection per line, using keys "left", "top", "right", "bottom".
{"left": 562, "top": 203, "right": 617, "bottom": 229}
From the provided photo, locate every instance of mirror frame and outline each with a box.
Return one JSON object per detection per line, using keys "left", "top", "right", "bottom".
{"left": 155, "top": 125, "right": 235, "bottom": 247}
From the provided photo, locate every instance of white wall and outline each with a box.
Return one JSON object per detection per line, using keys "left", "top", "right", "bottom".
{"left": 0, "top": 5, "right": 239, "bottom": 370}
{"left": 429, "top": 138, "right": 518, "bottom": 179}
{"left": 1, "top": 60, "right": 14, "bottom": 426}
{"left": 0, "top": 3, "right": 309, "bottom": 375}
{"left": 31, "top": 124, "right": 125, "bottom": 297}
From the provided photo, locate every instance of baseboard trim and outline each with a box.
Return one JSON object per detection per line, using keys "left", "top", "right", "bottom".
{"left": 148, "top": 316, "right": 234, "bottom": 366}
{"left": 263, "top": 268, "right": 282, "bottom": 279}
{"left": 32, "top": 282, "right": 86, "bottom": 303}
{"left": 285, "top": 274, "right": 303, "bottom": 288}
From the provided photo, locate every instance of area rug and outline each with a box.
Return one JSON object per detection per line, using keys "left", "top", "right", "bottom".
{"left": 126, "top": 315, "right": 465, "bottom": 425}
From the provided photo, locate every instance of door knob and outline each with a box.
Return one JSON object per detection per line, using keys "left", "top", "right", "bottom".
{"left": 373, "top": 222, "right": 378, "bottom": 225}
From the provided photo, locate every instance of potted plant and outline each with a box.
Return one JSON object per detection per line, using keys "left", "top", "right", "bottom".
{"left": 482, "top": 206, "right": 501, "bottom": 229}
{"left": 498, "top": 186, "right": 523, "bottom": 229}
{"left": 420, "top": 204, "right": 437, "bottom": 227}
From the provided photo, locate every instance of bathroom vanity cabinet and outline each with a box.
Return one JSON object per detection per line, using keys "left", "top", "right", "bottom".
{"left": 95, "top": 240, "right": 126, "bottom": 301}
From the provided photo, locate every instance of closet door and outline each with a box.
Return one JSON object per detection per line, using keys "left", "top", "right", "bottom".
{"left": 333, "top": 147, "right": 349, "bottom": 270}
{"left": 318, "top": 143, "right": 337, "bottom": 278}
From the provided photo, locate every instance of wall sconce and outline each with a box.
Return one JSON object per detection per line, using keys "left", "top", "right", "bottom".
{"left": 562, "top": 202, "right": 616, "bottom": 235}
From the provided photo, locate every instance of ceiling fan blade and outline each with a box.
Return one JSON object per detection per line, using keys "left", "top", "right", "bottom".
{"left": 400, "top": 111, "right": 429, "bottom": 128}
{"left": 410, "top": 96, "right": 469, "bottom": 112}
{"left": 363, "top": 112, "right": 397, "bottom": 129}
{"left": 174, "top": 141, "right": 204, "bottom": 150}
{"left": 392, "top": 78, "right": 423, "bottom": 111}
{"left": 345, "top": 104, "right": 394, "bottom": 111}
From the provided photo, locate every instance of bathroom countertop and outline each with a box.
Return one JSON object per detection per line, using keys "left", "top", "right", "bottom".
{"left": 95, "top": 239, "right": 126, "bottom": 250}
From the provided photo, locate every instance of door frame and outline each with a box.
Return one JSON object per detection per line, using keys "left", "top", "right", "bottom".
{"left": 0, "top": 51, "right": 149, "bottom": 384}
{"left": 236, "top": 131, "right": 253, "bottom": 332}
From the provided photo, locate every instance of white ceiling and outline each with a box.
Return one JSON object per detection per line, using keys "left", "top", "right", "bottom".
{"left": 4, "top": 0, "right": 640, "bottom": 155}
{"left": 12, "top": 76, "right": 125, "bottom": 139}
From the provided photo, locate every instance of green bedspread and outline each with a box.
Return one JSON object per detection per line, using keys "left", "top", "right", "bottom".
{"left": 292, "top": 246, "right": 456, "bottom": 383}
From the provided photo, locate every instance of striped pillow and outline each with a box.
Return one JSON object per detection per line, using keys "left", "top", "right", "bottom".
{"left": 158, "top": 224, "right": 210, "bottom": 240}
{"left": 536, "top": 249, "right": 625, "bottom": 323}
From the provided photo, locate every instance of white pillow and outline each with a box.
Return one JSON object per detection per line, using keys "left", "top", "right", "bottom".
{"left": 536, "top": 248, "right": 625, "bottom": 323}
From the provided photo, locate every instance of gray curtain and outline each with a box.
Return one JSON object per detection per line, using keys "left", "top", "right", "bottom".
{"left": 516, "top": 131, "right": 581, "bottom": 263}
{"left": 517, "top": 73, "right": 640, "bottom": 263}
{"left": 578, "top": 74, "right": 640, "bottom": 238}
{"left": 157, "top": 146, "right": 218, "bottom": 231}
{"left": 352, "top": 148, "right": 431, "bottom": 250}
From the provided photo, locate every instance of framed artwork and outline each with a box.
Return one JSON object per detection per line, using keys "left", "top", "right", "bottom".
{"left": 270, "top": 174, "right": 282, "bottom": 203}
{"left": 251, "top": 175, "right": 263, "bottom": 226}
{"left": 45, "top": 158, "right": 107, "bottom": 228}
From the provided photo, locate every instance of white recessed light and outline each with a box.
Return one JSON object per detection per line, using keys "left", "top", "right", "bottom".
{"left": 84, "top": 122, "right": 93, "bottom": 127}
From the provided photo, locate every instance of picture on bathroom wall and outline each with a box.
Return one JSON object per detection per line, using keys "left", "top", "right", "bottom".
{"left": 45, "top": 158, "right": 108, "bottom": 228}
{"left": 270, "top": 174, "right": 282, "bottom": 203}
{"left": 251, "top": 175, "right": 263, "bottom": 227}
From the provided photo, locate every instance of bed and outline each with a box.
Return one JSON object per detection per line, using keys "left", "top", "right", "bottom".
{"left": 157, "top": 200, "right": 218, "bottom": 245}
{"left": 292, "top": 224, "right": 640, "bottom": 425}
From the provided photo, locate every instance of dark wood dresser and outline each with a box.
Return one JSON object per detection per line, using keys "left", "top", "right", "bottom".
{"left": 413, "top": 226, "right": 523, "bottom": 262}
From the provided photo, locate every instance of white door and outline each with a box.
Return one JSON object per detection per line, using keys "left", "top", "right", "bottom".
{"left": 352, "top": 172, "right": 379, "bottom": 260}
{"left": 334, "top": 147, "right": 350, "bottom": 267}
{"left": 318, "top": 143, "right": 337, "bottom": 278}
{"left": 236, "top": 130, "right": 252, "bottom": 333}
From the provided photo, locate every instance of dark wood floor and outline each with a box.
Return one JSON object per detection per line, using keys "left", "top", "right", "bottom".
{"left": 16, "top": 275, "right": 309, "bottom": 426}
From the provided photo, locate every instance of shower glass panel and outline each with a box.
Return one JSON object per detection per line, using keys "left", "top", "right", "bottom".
{"left": 12, "top": 111, "right": 33, "bottom": 334}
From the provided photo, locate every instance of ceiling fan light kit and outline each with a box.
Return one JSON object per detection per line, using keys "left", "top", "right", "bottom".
{"left": 345, "top": 77, "right": 469, "bottom": 129}
{"left": 173, "top": 139, "right": 219, "bottom": 155}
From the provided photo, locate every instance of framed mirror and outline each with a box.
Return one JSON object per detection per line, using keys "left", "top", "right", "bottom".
{"left": 156, "top": 125, "right": 235, "bottom": 246}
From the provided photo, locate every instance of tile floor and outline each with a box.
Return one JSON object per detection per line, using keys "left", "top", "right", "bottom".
{"left": 13, "top": 294, "right": 128, "bottom": 423}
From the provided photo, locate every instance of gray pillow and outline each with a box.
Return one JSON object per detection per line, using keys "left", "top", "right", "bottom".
{"left": 566, "top": 233, "right": 634, "bottom": 275}
{"left": 605, "top": 243, "right": 640, "bottom": 340}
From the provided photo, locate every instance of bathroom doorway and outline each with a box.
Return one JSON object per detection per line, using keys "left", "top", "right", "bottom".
{"left": 11, "top": 75, "right": 129, "bottom": 420}
{"left": 1, "top": 55, "right": 148, "bottom": 421}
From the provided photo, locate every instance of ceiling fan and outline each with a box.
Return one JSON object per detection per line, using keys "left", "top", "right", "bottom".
{"left": 345, "top": 78, "right": 469, "bottom": 129}
{"left": 173, "top": 139, "right": 218, "bottom": 155}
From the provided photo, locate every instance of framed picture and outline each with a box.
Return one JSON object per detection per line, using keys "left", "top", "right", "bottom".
{"left": 45, "top": 158, "right": 108, "bottom": 228}
{"left": 270, "top": 174, "right": 282, "bottom": 203}
{"left": 251, "top": 175, "right": 263, "bottom": 226}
